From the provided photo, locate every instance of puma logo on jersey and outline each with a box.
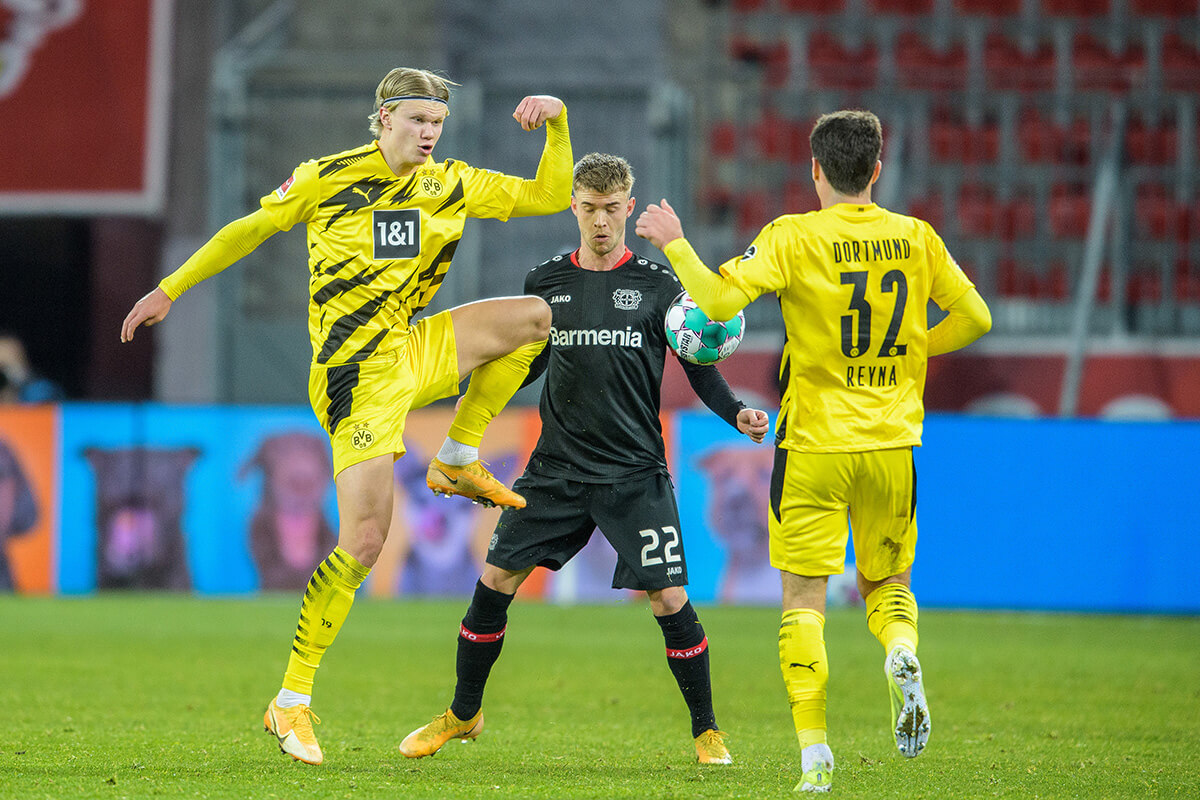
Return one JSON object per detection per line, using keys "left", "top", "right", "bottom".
{"left": 789, "top": 661, "right": 819, "bottom": 672}
{"left": 352, "top": 186, "right": 373, "bottom": 203}
{"left": 549, "top": 294, "right": 571, "bottom": 304}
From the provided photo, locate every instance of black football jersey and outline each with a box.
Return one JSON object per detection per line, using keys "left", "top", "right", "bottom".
{"left": 523, "top": 248, "right": 692, "bottom": 482}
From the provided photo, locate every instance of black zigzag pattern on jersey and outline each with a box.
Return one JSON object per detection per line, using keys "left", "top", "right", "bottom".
{"left": 404, "top": 239, "right": 460, "bottom": 317}
{"left": 316, "top": 284, "right": 403, "bottom": 365}
{"left": 432, "top": 178, "right": 465, "bottom": 216}
{"left": 317, "top": 149, "right": 375, "bottom": 177}
{"left": 312, "top": 262, "right": 391, "bottom": 306}
{"left": 310, "top": 255, "right": 356, "bottom": 277}
{"left": 321, "top": 177, "right": 396, "bottom": 230}
{"left": 324, "top": 362, "right": 362, "bottom": 435}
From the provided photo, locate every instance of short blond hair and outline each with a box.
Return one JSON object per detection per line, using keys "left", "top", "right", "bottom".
{"left": 572, "top": 152, "right": 635, "bottom": 195}
{"left": 368, "top": 68, "right": 458, "bottom": 138}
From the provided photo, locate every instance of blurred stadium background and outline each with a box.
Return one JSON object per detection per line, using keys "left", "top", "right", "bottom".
{"left": 0, "top": 0, "right": 1197, "bottom": 612}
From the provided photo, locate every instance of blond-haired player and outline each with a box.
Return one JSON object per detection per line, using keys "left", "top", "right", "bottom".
{"left": 637, "top": 109, "right": 991, "bottom": 793}
{"left": 121, "top": 67, "right": 573, "bottom": 765}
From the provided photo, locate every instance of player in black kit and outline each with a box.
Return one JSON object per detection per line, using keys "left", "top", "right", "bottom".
{"left": 399, "top": 153, "right": 769, "bottom": 765}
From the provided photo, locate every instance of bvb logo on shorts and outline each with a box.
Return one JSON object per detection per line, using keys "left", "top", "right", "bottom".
{"left": 350, "top": 423, "right": 375, "bottom": 450}
{"left": 421, "top": 175, "right": 444, "bottom": 197}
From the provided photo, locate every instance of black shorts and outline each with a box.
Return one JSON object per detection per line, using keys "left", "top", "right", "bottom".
{"left": 486, "top": 470, "right": 688, "bottom": 591}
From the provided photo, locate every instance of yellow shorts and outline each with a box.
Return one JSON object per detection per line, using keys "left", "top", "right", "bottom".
{"left": 308, "top": 311, "right": 460, "bottom": 476}
{"left": 768, "top": 446, "right": 917, "bottom": 581}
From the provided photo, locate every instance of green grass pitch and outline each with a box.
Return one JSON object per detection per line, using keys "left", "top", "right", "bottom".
{"left": 2, "top": 595, "right": 1197, "bottom": 799}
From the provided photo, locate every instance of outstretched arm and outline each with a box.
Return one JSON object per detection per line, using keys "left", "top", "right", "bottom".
{"left": 120, "top": 208, "right": 280, "bottom": 342}
{"left": 637, "top": 199, "right": 753, "bottom": 321}
{"left": 679, "top": 360, "right": 769, "bottom": 443}
{"left": 927, "top": 287, "right": 992, "bottom": 356}
{"left": 509, "top": 96, "right": 573, "bottom": 217}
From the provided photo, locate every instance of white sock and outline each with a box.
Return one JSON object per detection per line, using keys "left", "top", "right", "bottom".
{"left": 801, "top": 742, "right": 834, "bottom": 773}
{"left": 276, "top": 688, "right": 312, "bottom": 708}
{"left": 436, "top": 437, "right": 478, "bottom": 466}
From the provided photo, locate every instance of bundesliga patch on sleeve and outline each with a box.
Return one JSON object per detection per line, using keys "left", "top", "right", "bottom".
{"left": 740, "top": 244, "right": 758, "bottom": 261}
{"left": 274, "top": 174, "right": 296, "bottom": 200}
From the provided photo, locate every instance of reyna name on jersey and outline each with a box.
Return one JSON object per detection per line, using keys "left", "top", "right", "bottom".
{"left": 847, "top": 363, "right": 898, "bottom": 388}
{"left": 548, "top": 325, "right": 644, "bottom": 348}
{"left": 831, "top": 237, "right": 912, "bottom": 264}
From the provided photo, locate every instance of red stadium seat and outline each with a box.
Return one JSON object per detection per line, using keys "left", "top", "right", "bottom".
{"left": 1127, "top": 266, "right": 1163, "bottom": 304}
{"left": 906, "top": 192, "right": 945, "bottom": 232}
{"left": 929, "top": 111, "right": 999, "bottom": 163}
{"left": 1042, "top": 0, "right": 1109, "bottom": 14}
{"left": 1175, "top": 260, "right": 1200, "bottom": 302}
{"left": 1072, "top": 33, "right": 1146, "bottom": 92}
{"left": 954, "top": 0, "right": 1020, "bottom": 13}
{"left": 1000, "top": 192, "right": 1037, "bottom": 240}
{"left": 1125, "top": 115, "right": 1178, "bottom": 165}
{"left": 710, "top": 120, "right": 739, "bottom": 158}
{"left": 733, "top": 0, "right": 771, "bottom": 11}
{"left": 782, "top": 180, "right": 820, "bottom": 214}
{"left": 782, "top": 0, "right": 846, "bottom": 12}
{"left": 868, "top": 0, "right": 934, "bottom": 13}
{"left": 958, "top": 185, "right": 999, "bottom": 237}
{"left": 985, "top": 33, "right": 1054, "bottom": 91}
{"left": 1131, "top": 0, "right": 1198, "bottom": 15}
{"left": 729, "top": 35, "right": 791, "bottom": 88}
{"left": 1133, "top": 184, "right": 1190, "bottom": 242}
{"left": 808, "top": 31, "right": 878, "bottom": 90}
{"left": 753, "top": 112, "right": 807, "bottom": 162}
{"left": 736, "top": 190, "right": 776, "bottom": 237}
{"left": 998, "top": 259, "right": 1038, "bottom": 298}
{"left": 1018, "top": 107, "right": 1091, "bottom": 166}
{"left": 896, "top": 32, "right": 968, "bottom": 91}
{"left": 1162, "top": 33, "right": 1200, "bottom": 93}
{"left": 1049, "top": 184, "right": 1091, "bottom": 239}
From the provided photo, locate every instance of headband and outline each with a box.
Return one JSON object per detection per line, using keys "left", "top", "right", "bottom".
{"left": 381, "top": 94, "right": 448, "bottom": 106}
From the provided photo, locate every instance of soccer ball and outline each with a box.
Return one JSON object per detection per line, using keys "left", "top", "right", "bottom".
{"left": 664, "top": 291, "right": 745, "bottom": 365}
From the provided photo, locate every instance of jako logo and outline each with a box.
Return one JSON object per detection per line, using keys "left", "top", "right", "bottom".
{"left": 550, "top": 326, "right": 643, "bottom": 348}
{"left": 549, "top": 294, "right": 571, "bottom": 304}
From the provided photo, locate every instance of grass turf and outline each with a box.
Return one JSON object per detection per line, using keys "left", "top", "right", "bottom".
{"left": 1, "top": 596, "right": 1197, "bottom": 799}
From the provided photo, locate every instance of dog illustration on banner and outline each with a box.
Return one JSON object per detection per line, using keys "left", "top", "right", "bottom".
{"left": 0, "top": 436, "right": 38, "bottom": 591}
{"left": 83, "top": 446, "right": 199, "bottom": 590}
{"left": 0, "top": 0, "right": 83, "bottom": 99}
{"left": 697, "top": 443, "right": 780, "bottom": 605}
{"left": 240, "top": 431, "right": 337, "bottom": 591}
{"left": 388, "top": 445, "right": 519, "bottom": 597}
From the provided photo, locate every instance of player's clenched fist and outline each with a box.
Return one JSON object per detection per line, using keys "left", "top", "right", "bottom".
{"left": 512, "top": 95, "right": 564, "bottom": 131}
{"left": 120, "top": 287, "right": 173, "bottom": 342}
{"left": 635, "top": 198, "right": 684, "bottom": 251}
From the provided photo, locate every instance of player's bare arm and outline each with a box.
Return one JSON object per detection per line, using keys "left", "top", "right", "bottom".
{"left": 736, "top": 407, "right": 770, "bottom": 444}
{"left": 512, "top": 95, "right": 564, "bottom": 130}
{"left": 120, "top": 288, "right": 173, "bottom": 343}
{"left": 635, "top": 198, "right": 685, "bottom": 250}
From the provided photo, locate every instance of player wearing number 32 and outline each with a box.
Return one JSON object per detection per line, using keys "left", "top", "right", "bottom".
{"left": 399, "top": 153, "right": 770, "bottom": 766}
{"left": 120, "top": 68, "right": 574, "bottom": 766}
{"left": 636, "top": 110, "right": 991, "bottom": 793}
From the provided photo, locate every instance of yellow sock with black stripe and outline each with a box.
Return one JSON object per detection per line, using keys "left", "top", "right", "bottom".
{"left": 864, "top": 583, "right": 919, "bottom": 655}
{"left": 281, "top": 547, "right": 371, "bottom": 695}
{"left": 779, "top": 608, "right": 829, "bottom": 749}
{"left": 448, "top": 340, "right": 546, "bottom": 447}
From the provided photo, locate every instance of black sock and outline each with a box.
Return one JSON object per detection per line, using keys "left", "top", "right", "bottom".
{"left": 655, "top": 601, "right": 717, "bottom": 737}
{"left": 450, "top": 580, "right": 515, "bottom": 721}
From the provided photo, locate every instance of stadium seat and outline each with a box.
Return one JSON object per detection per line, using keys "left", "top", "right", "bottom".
{"left": 906, "top": 193, "right": 944, "bottom": 232}
{"left": 954, "top": 0, "right": 1020, "bottom": 13}
{"left": 1042, "top": 0, "right": 1110, "bottom": 15}
{"left": 957, "top": 185, "right": 999, "bottom": 237}
{"left": 808, "top": 31, "right": 878, "bottom": 90}
{"left": 1072, "top": 33, "right": 1145, "bottom": 93}
{"left": 1175, "top": 260, "right": 1200, "bottom": 302}
{"left": 896, "top": 32, "right": 968, "bottom": 91}
{"left": 753, "top": 112, "right": 806, "bottom": 162}
{"left": 998, "top": 258, "right": 1038, "bottom": 297}
{"left": 732, "top": 0, "right": 771, "bottom": 11}
{"left": 782, "top": 180, "right": 820, "bottom": 214}
{"left": 1000, "top": 192, "right": 1037, "bottom": 241}
{"left": 1049, "top": 184, "right": 1091, "bottom": 239}
{"left": 868, "top": 0, "right": 934, "bottom": 13}
{"left": 985, "top": 33, "right": 1054, "bottom": 91}
{"left": 728, "top": 35, "right": 791, "bottom": 88}
{"left": 1125, "top": 114, "right": 1178, "bottom": 165}
{"left": 1131, "top": 0, "right": 1198, "bottom": 15}
{"left": 781, "top": 0, "right": 846, "bottom": 12}
{"left": 1018, "top": 107, "right": 1091, "bottom": 166}
{"left": 929, "top": 111, "right": 999, "bottom": 163}
{"left": 710, "top": 120, "right": 739, "bottom": 158}
{"left": 735, "top": 190, "right": 775, "bottom": 237}
{"left": 1162, "top": 33, "right": 1200, "bottom": 93}
{"left": 1039, "top": 261, "right": 1070, "bottom": 301}
{"left": 1127, "top": 266, "right": 1163, "bottom": 304}
{"left": 1133, "top": 184, "right": 1189, "bottom": 241}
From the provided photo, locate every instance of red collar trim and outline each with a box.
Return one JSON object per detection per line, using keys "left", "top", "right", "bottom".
{"left": 570, "top": 246, "right": 634, "bottom": 270}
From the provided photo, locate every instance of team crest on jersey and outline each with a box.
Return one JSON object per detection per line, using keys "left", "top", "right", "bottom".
{"left": 350, "top": 423, "right": 375, "bottom": 451}
{"left": 274, "top": 174, "right": 295, "bottom": 200}
{"left": 421, "top": 175, "right": 444, "bottom": 197}
{"left": 741, "top": 244, "right": 758, "bottom": 261}
{"left": 612, "top": 288, "right": 642, "bottom": 310}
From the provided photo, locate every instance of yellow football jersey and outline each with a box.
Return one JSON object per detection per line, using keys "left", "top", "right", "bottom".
{"left": 719, "top": 203, "right": 975, "bottom": 453}
{"left": 261, "top": 142, "right": 529, "bottom": 366}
